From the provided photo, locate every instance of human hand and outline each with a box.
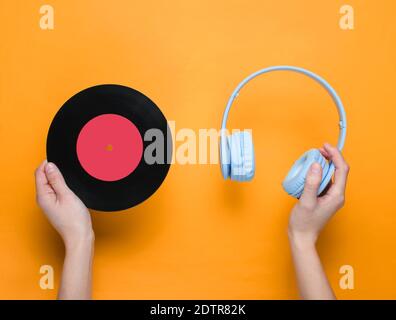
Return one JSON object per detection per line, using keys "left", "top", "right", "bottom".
{"left": 35, "top": 161, "right": 94, "bottom": 248}
{"left": 288, "top": 143, "right": 350, "bottom": 247}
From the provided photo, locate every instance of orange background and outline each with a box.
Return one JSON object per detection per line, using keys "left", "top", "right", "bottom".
{"left": 0, "top": 0, "right": 395, "bottom": 299}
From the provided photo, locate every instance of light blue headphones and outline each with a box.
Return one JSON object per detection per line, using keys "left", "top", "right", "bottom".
{"left": 220, "top": 66, "right": 347, "bottom": 198}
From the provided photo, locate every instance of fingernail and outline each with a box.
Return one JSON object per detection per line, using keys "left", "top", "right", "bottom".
{"left": 311, "top": 162, "right": 321, "bottom": 174}
{"left": 46, "top": 163, "right": 55, "bottom": 173}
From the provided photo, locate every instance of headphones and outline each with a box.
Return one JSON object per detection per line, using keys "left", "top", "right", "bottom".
{"left": 220, "top": 66, "right": 347, "bottom": 198}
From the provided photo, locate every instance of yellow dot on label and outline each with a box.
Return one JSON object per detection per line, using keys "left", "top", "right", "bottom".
{"left": 105, "top": 144, "right": 113, "bottom": 151}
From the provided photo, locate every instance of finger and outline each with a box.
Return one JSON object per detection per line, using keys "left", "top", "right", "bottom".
{"left": 300, "top": 162, "right": 322, "bottom": 207}
{"left": 319, "top": 147, "right": 330, "bottom": 160}
{"left": 35, "top": 160, "right": 54, "bottom": 198}
{"left": 44, "top": 162, "right": 70, "bottom": 196}
{"left": 323, "top": 143, "right": 350, "bottom": 194}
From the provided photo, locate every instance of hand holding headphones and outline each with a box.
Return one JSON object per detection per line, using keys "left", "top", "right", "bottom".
{"left": 220, "top": 66, "right": 347, "bottom": 198}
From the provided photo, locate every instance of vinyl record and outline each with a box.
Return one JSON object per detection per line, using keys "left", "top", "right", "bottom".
{"left": 46, "top": 84, "right": 172, "bottom": 211}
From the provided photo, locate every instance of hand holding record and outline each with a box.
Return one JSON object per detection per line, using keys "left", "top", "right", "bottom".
{"left": 35, "top": 160, "right": 93, "bottom": 246}
{"left": 46, "top": 85, "right": 172, "bottom": 211}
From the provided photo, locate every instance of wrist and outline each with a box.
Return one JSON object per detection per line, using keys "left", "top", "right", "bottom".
{"left": 288, "top": 229, "right": 317, "bottom": 252}
{"left": 64, "top": 229, "right": 95, "bottom": 251}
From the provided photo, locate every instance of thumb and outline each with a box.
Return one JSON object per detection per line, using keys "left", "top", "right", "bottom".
{"left": 300, "top": 162, "right": 322, "bottom": 207}
{"left": 45, "top": 162, "right": 70, "bottom": 196}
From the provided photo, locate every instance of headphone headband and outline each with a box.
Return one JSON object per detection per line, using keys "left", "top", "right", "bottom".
{"left": 221, "top": 66, "right": 347, "bottom": 150}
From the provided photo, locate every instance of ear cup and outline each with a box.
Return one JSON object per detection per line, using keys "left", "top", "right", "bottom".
{"left": 229, "top": 131, "right": 255, "bottom": 181}
{"left": 282, "top": 149, "right": 331, "bottom": 198}
{"left": 318, "top": 163, "right": 335, "bottom": 195}
{"left": 220, "top": 135, "right": 231, "bottom": 179}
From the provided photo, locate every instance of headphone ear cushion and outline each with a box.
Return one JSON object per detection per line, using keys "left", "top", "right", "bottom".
{"left": 282, "top": 149, "right": 329, "bottom": 198}
{"left": 241, "top": 131, "right": 255, "bottom": 181}
{"left": 220, "top": 135, "right": 231, "bottom": 179}
{"left": 230, "top": 131, "right": 255, "bottom": 181}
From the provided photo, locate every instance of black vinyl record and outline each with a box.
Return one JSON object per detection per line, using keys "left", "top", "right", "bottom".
{"left": 46, "top": 84, "right": 172, "bottom": 211}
